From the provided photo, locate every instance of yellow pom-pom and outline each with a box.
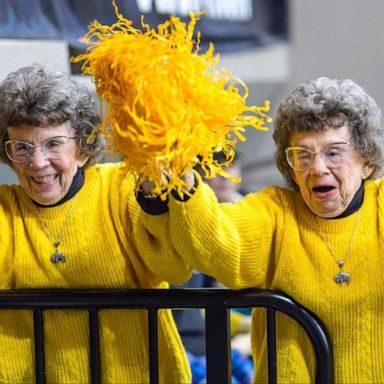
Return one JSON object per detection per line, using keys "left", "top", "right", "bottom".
{"left": 73, "top": 1, "right": 272, "bottom": 199}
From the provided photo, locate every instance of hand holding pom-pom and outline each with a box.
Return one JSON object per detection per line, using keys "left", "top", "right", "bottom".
{"left": 141, "top": 171, "right": 195, "bottom": 199}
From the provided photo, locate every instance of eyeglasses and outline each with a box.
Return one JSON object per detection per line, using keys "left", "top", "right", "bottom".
{"left": 285, "top": 142, "right": 354, "bottom": 171}
{"left": 4, "top": 136, "right": 77, "bottom": 163}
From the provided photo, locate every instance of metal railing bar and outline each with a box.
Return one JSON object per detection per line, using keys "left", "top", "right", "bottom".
{"left": 148, "top": 308, "right": 159, "bottom": 384}
{"left": 205, "top": 302, "right": 230, "bottom": 384}
{"left": 0, "top": 288, "right": 333, "bottom": 384}
{"left": 33, "top": 308, "right": 45, "bottom": 384}
{"left": 267, "top": 307, "right": 277, "bottom": 384}
{"left": 0, "top": 288, "right": 310, "bottom": 309}
{"left": 89, "top": 309, "right": 100, "bottom": 384}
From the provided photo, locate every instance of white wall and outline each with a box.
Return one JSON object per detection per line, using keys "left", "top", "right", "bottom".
{"left": 0, "top": 39, "right": 70, "bottom": 81}
{"left": 289, "top": 0, "right": 384, "bottom": 107}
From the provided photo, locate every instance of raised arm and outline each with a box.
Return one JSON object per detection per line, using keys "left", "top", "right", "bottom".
{"left": 141, "top": 171, "right": 280, "bottom": 289}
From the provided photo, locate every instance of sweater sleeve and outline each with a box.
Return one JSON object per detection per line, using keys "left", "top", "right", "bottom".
{"left": 168, "top": 180, "right": 281, "bottom": 289}
{"left": 0, "top": 187, "right": 15, "bottom": 288}
{"left": 110, "top": 164, "right": 192, "bottom": 286}
{"left": 132, "top": 206, "right": 193, "bottom": 285}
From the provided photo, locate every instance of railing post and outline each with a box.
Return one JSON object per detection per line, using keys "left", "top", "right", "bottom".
{"left": 266, "top": 308, "right": 277, "bottom": 384}
{"left": 205, "top": 301, "right": 231, "bottom": 384}
{"left": 148, "top": 308, "right": 159, "bottom": 384}
{"left": 89, "top": 309, "right": 101, "bottom": 384}
{"left": 34, "top": 308, "right": 45, "bottom": 384}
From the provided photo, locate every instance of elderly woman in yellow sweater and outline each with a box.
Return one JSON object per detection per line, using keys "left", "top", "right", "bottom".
{"left": 0, "top": 64, "right": 192, "bottom": 383}
{"left": 148, "top": 77, "right": 384, "bottom": 383}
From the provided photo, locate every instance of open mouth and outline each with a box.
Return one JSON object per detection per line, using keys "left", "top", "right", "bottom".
{"left": 312, "top": 186, "right": 335, "bottom": 193}
{"left": 31, "top": 174, "right": 58, "bottom": 185}
{"left": 312, "top": 186, "right": 337, "bottom": 198}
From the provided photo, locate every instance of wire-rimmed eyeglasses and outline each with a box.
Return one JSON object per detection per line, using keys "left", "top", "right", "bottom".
{"left": 4, "top": 136, "right": 77, "bottom": 163}
{"left": 285, "top": 142, "right": 354, "bottom": 171}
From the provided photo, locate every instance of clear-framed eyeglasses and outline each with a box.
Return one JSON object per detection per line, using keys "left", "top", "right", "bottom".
{"left": 4, "top": 136, "right": 77, "bottom": 163}
{"left": 285, "top": 142, "right": 355, "bottom": 171}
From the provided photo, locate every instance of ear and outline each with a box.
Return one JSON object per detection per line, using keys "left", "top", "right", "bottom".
{"left": 76, "top": 151, "right": 90, "bottom": 168}
{"left": 362, "top": 162, "right": 374, "bottom": 180}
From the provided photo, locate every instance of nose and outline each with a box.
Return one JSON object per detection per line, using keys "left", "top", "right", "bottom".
{"left": 309, "top": 152, "right": 330, "bottom": 174}
{"left": 28, "top": 147, "right": 50, "bottom": 168}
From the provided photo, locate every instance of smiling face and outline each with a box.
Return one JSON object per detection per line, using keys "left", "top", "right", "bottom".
{"left": 7, "top": 122, "right": 88, "bottom": 206}
{"left": 290, "top": 124, "right": 374, "bottom": 218}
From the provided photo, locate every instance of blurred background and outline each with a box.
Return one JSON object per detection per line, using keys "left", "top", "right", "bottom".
{"left": 0, "top": 0, "right": 383, "bottom": 193}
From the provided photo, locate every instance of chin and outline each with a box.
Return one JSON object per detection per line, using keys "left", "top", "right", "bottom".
{"left": 34, "top": 198, "right": 55, "bottom": 206}
{"left": 314, "top": 207, "right": 343, "bottom": 218}
{"left": 31, "top": 193, "right": 61, "bottom": 206}
{"left": 318, "top": 212, "right": 338, "bottom": 219}
{"left": 30, "top": 186, "right": 67, "bottom": 205}
{"left": 39, "top": 200, "right": 57, "bottom": 206}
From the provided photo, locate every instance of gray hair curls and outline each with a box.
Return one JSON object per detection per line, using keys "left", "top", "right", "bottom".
{"left": 273, "top": 77, "right": 384, "bottom": 188}
{"left": 0, "top": 64, "right": 104, "bottom": 166}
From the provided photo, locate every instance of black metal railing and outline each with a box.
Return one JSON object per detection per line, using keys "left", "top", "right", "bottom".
{"left": 0, "top": 288, "right": 333, "bottom": 384}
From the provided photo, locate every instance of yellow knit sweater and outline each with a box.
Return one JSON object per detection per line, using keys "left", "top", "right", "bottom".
{"left": 165, "top": 178, "right": 384, "bottom": 383}
{"left": 0, "top": 162, "right": 191, "bottom": 384}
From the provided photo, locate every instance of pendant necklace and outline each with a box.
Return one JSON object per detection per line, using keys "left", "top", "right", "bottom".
{"left": 35, "top": 195, "right": 78, "bottom": 264}
{"left": 315, "top": 209, "right": 361, "bottom": 285}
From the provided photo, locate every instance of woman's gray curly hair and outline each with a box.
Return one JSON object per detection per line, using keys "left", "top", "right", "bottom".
{"left": 0, "top": 64, "right": 104, "bottom": 166}
{"left": 273, "top": 77, "right": 384, "bottom": 189}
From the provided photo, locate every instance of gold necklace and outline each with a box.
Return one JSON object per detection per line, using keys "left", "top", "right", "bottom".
{"left": 35, "top": 195, "right": 77, "bottom": 264}
{"left": 315, "top": 209, "right": 361, "bottom": 285}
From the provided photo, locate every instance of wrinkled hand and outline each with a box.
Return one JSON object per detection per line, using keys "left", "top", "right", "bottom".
{"left": 141, "top": 178, "right": 156, "bottom": 195}
{"left": 181, "top": 170, "right": 195, "bottom": 192}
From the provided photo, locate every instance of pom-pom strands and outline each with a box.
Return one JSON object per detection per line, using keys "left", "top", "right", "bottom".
{"left": 73, "top": 3, "right": 272, "bottom": 199}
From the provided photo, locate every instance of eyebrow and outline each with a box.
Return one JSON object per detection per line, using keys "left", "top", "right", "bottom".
{"left": 290, "top": 141, "right": 350, "bottom": 149}
{"left": 7, "top": 136, "right": 69, "bottom": 144}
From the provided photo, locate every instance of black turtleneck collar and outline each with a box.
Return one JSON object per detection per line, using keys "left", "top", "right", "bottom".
{"left": 33, "top": 167, "right": 85, "bottom": 208}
